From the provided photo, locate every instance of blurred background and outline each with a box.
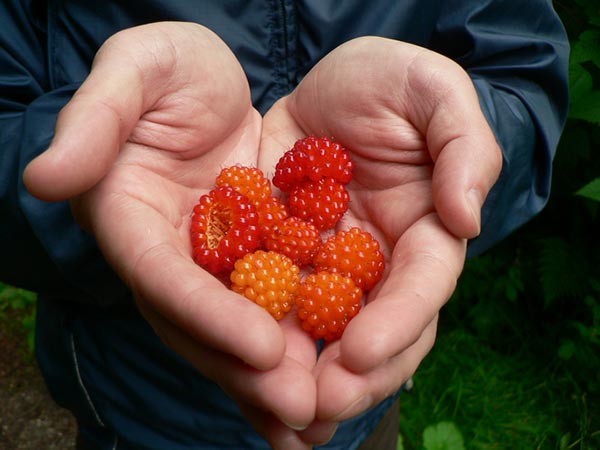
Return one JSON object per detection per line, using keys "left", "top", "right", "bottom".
{"left": 398, "top": 1, "right": 600, "bottom": 448}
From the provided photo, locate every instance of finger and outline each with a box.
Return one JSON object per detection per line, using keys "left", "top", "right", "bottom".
{"left": 131, "top": 234, "right": 287, "bottom": 371}
{"left": 430, "top": 126, "right": 502, "bottom": 239}
{"left": 237, "top": 404, "right": 313, "bottom": 450}
{"left": 296, "top": 420, "right": 339, "bottom": 447}
{"left": 277, "top": 308, "right": 319, "bottom": 371}
{"left": 138, "top": 302, "right": 317, "bottom": 430}
{"left": 316, "top": 318, "right": 437, "bottom": 422}
{"left": 81, "top": 173, "right": 286, "bottom": 371}
{"left": 23, "top": 45, "right": 145, "bottom": 201}
{"left": 24, "top": 22, "right": 251, "bottom": 201}
{"left": 340, "top": 213, "right": 465, "bottom": 373}
{"left": 412, "top": 56, "right": 503, "bottom": 238}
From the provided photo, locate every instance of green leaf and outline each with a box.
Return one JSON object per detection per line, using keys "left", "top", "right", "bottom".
{"left": 575, "top": 177, "right": 600, "bottom": 202}
{"left": 570, "top": 31, "right": 600, "bottom": 67}
{"left": 568, "top": 90, "right": 600, "bottom": 125}
{"left": 568, "top": 63, "right": 593, "bottom": 103}
{"left": 558, "top": 339, "right": 576, "bottom": 360}
{"left": 537, "top": 238, "right": 589, "bottom": 305}
{"left": 423, "top": 422, "right": 465, "bottom": 450}
{"left": 396, "top": 433, "right": 405, "bottom": 450}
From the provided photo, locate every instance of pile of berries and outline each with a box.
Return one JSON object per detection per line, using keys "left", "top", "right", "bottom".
{"left": 190, "top": 136, "right": 385, "bottom": 341}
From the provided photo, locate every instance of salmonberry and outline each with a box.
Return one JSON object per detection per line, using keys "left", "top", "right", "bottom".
{"left": 263, "top": 217, "right": 322, "bottom": 266}
{"left": 215, "top": 165, "right": 272, "bottom": 206}
{"left": 313, "top": 227, "right": 385, "bottom": 291}
{"left": 191, "top": 186, "right": 261, "bottom": 274}
{"left": 230, "top": 250, "right": 300, "bottom": 320}
{"left": 273, "top": 136, "right": 354, "bottom": 191}
{"left": 295, "top": 271, "right": 362, "bottom": 342}
{"left": 256, "top": 195, "right": 289, "bottom": 237}
{"left": 289, "top": 178, "right": 350, "bottom": 230}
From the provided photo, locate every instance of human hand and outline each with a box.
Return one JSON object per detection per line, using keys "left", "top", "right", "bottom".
{"left": 259, "top": 36, "right": 502, "bottom": 444}
{"left": 23, "top": 22, "right": 317, "bottom": 449}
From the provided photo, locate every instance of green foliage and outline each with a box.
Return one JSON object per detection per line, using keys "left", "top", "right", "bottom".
{"left": 0, "top": 282, "right": 36, "bottom": 310}
{"left": 537, "top": 237, "right": 591, "bottom": 305}
{"left": 559, "top": 0, "right": 600, "bottom": 125}
{"left": 0, "top": 282, "right": 37, "bottom": 352}
{"left": 400, "top": 2, "right": 600, "bottom": 448}
{"left": 449, "top": 0, "right": 600, "bottom": 394}
{"left": 576, "top": 177, "right": 600, "bottom": 201}
{"left": 422, "top": 422, "right": 465, "bottom": 450}
{"left": 399, "top": 329, "right": 598, "bottom": 449}
{"left": 397, "top": 421, "right": 465, "bottom": 450}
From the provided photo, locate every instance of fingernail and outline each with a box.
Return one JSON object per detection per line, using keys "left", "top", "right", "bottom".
{"left": 316, "top": 423, "right": 339, "bottom": 445}
{"left": 332, "top": 395, "right": 372, "bottom": 422}
{"left": 466, "top": 188, "right": 483, "bottom": 236}
{"left": 282, "top": 420, "right": 309, "bottom": 431}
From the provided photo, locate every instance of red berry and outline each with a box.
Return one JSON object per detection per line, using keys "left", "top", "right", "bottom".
{"left": 190, "top": 186, "right": 261, "bottom": 274}
{"left": 230, "top": 250, "right": 300, "bottom": 320}
{"left": 263, "top": 217, "right": 322, "bottom": 266}
{"left": 313, "top": 227, "right": 385, "bottom": 291}
{"left": 256, "top": 195, "right": 289, "bottom": 237}
{"left": 215, "top": 165, "right": 272, "bottom": 206}
{"left": 273, "top": 136, "right": 354, "bottom": 191}
{"left": 289, "top": 178, "right": 350, "bottom": 230}
{"left": 295, "top": 271, "right": 362, "bottom": 342}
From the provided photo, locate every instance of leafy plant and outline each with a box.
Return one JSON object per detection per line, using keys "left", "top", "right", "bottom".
{"left": 400, "top": 2, "right": 600, "bottom": 448}
{"left": 576, "top": 177, "right": 600, "bottom": 201}
{"left": 422, "top": 422, "right": 465, "bottom": 450}
{"left": 0, "top": 282, "right": 37, "bottom": 352}
{"left": 397, "top": 422, "right": 465, "bottom": 450}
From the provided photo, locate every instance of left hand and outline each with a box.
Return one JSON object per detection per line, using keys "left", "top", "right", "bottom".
{"left": 259, "top": 36, "right": 502, "bottom": 445}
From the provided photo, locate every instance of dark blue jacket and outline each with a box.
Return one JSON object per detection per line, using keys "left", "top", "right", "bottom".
{"left": 1, "top": 0, "right": 569, "bottom": 304}
{"left": 0, "top": 1, "right": 569, "bottom": 449}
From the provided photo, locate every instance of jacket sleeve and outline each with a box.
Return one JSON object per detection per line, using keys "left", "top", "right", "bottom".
{"left": 430, "top": 0, "right": 570, "bottom": 256}
{"left": 0, "top": 0, "right": 127, "bottom": 303}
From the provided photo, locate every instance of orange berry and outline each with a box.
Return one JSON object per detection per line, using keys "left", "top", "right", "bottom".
{"left": 216, "top": 165, "right": 272, "bottom": 206}
{"left": 313, "top": 227, "right": 385, "bottom": 291}
{"left": 295, "top": 271, "right": 362, "bottom": 342}
{"left": 231, "top": 250, "right": 300, "bottom": 320}
{"left": 264, "top": 217, "right": 322, "bottom": 266}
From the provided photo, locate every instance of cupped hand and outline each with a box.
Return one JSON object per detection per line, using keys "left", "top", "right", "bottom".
{"left": 259, "top": 36, "right": 502, "bottom": 443}
{"left": 23, "top": 22, "right": 317, "bottom": 449}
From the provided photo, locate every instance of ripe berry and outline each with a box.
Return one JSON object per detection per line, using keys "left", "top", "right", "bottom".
{"left": 256, "top": 195, "right": 289, "bottom": 237}
{"left": 190, "top": 186, "right": 261, "bottom": 274}
{"left": 263, "top": 217, "right": 322, "bottom": 266}
{"left": 273, "top": 136, "right": 354, "bottom": 191}
{"left": 230, "top": 250, "right": 300, "bottom": 320}
{"left": 215, "top": 165, "right": 272, "bottom": 206}
{"left": 313, "top": 227, "right": 385, "bottom": 291}
{"left": 289, "top": 178, "right": 350, "bottom": 230}
{"left": 295, "top": 271, "right": 362, "bottom": 342}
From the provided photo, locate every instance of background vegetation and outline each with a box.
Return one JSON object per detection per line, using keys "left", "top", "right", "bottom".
{"left": 398, "top": 1, "right": 600, "bottom": 448}
{"left": 0, "top": 1, "right": 599, "bottom": 449}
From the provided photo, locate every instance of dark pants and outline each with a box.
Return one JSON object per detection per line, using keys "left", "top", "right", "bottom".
{"left": 39, "top": 295, "right": 400, "bottom": 450}
{"left": 357, "top": 398, "right": 399, "bottom": 450}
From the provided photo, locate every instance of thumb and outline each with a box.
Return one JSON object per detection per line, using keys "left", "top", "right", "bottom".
{"left": 422, "top": 63, "right": 503, "bottom": 239}
{"left": 23, "top": 47, "right": 145, "bottom": 201}
{"left": 431, "top": 127, "right": 502, "bottom": 239}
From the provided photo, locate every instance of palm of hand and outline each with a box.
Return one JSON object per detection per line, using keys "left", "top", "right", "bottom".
{"left": 259, "top": 38, "right": 478, "bottom": 430}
